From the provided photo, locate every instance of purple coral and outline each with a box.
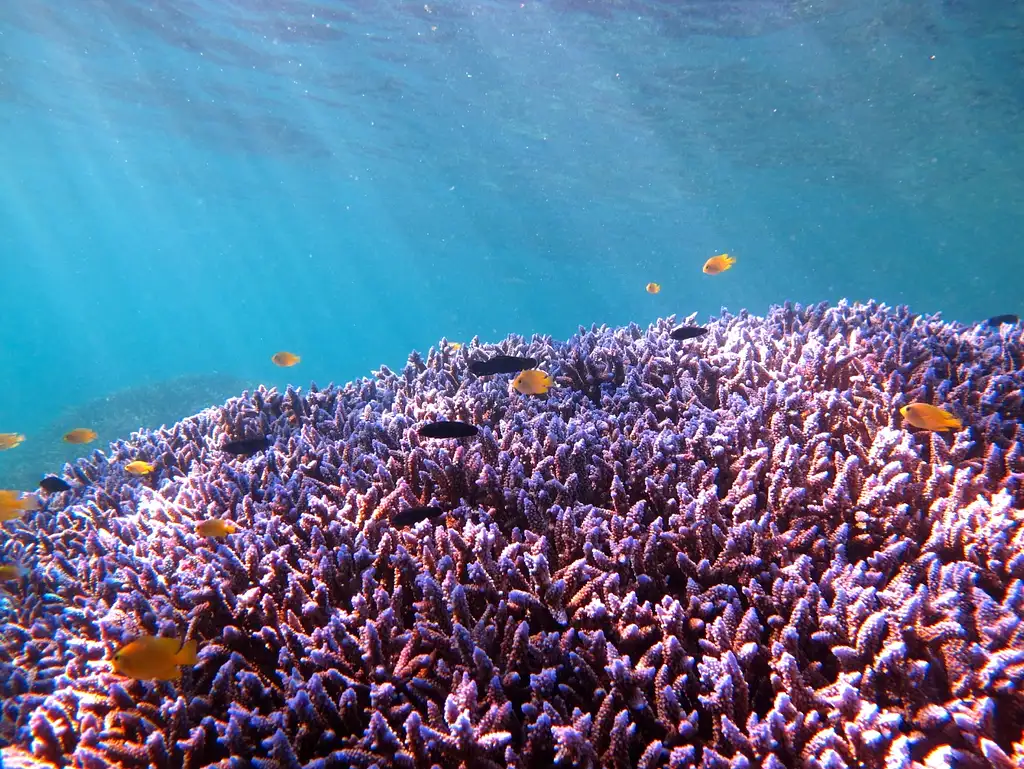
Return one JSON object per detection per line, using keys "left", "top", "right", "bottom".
{"left": 2, "top": 300, "right": 1023, "bottom": 769}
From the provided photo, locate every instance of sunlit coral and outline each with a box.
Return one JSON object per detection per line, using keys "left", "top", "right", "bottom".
{"left": 2, "top": 300, "right": 1023, "bottom": 768}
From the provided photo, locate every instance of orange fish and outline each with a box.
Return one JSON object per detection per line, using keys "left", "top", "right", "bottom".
{"left": 646, "top": 282, "right": 661, "bottom": 294}
{"left": 0, "top": 564, "right": 24, "bottom": 581}
{"left": 112, "top": 636, "right": 198, "bottom": 680}
{"left": 125, "top": 461, "right": 156, "bottom": 476}
{"left": 512, "top": 369, "right": 553, "bottom": 396}
{"left": 196, "top": 519, "right": 240, "bottom": 538}
{"left": 0, "top": 490, "right": 40, "bottom": 522}
{"left": 0, "top": 433, "right": 25, "bottom": 451}
{"left": 64, "top": 428, "right": 98, "bottom": 444}
{"left": 703, "top": 253, "right": 736, "bottom": 275}
{"left": 900, "top": 403, "right": 962, "bottom": 432}
{"left": 449, "top": 342, "right": 463, "bottom": 350}
{"left": 271, "top": 351, "right": 301, "bottom": 367}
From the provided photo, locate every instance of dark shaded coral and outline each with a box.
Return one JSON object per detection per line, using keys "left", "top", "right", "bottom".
{"left": 2, "top": 301, "right": 1024, "bottom": 769}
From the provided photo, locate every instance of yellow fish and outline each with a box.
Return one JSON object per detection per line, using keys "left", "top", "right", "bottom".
{"left": 196, "top": 519, "right": 240, "bottom": 538}
{"left": 0, "top": 565, "right": 24, "bottom": 581}
{"left": 703, "top": 253, "right": 736, "bottom": 275}
{"left": 646, "top": 282, "right": 661, "bottom": 294}
{"left": 125, "top": 461, "right": 156, "bottom": 476}
{"left": 0, "top": 433, "right": 25, "bottom": 451}
{"left": 271, "top": 351, "right": 301, "bottom": 367}
{"left": 900, "top": 403, "right": 962, "bottom": 432}
{"left": 512, "top": 369, "right": 553, "bottom": 396}
{"left": 0, "top": 490, "right": 40, "bottom": 522}
{"left": 64, "top": 428, "right": 98, "bottom": 444}
{"left": 450, "top": 342, "right": 463, "bottom": 350}
{"left": 112, "top": 636, "right": 198, "bottom": 681}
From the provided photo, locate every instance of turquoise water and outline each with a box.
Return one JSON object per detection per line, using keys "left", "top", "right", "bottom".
{"left": 1, "top": 0, "right": 1021, "bottom": 467}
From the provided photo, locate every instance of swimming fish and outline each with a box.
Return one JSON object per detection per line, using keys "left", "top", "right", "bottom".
{"left": 0, "top": 490, "right": 40, "bottom": 522}
{"left": 111, "top": 636, "right": 199, "bottom": 681}
{"left": 418, "top": 421, "right": 479, "bottom": 439}
{"left": 125, "top": 461, "right": 156, "bottom": 476}
{"left": 646, "top": 282, "right": 661, "bottom": 294}
{"left": 449, "top": 342, "right": 463, "bottom": 350}
{"left": 900, "top": 403, "right": 963, "bottom": 432}
{"left": 271, "top": 351, "right": 301, "bottom": 367}
{"left": 0, "top": 565, "right": 23, "bottom": 581}
{"left": 0, "top": 433, "right": 25, "bottom": 451}
{"left": 219, "top": 436, "right": 272, "bottom": 456}
{"left": 670, "top": 326, "right": 708, "bottom": 340}
{"left": 1, "top": 506, "right": 28, "bottom": 523}
{"left": 512, "top": 369, "right": 554, "bottom": 396}
{"left": 392, "top": 506, "right": 447, "bottom": 527}
{"left": 987, "top": 314, "right": 1019, "bottom": 327}
{"left": 469, "top": 355, "right": 539, "bottom": 376}
{"left": 39, "top": 475, "right": 71, "bottom": 494}
{"left": 63, "top": 428, "right": 98, "bottom": 444}
{"left": 703, "top": 253, "right": 736, "bottom": 275}
{"left": 196, "top": 519, "right": 240, "bottom": 538}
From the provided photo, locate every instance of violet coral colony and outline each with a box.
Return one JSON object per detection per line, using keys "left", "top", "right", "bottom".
{"left": 1, "top": 300, "right": 1023, "bottom": 769}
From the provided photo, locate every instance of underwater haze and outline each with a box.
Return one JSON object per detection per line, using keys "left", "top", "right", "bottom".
{"left": 1, "top": 0, "right": 1022, "bottom": 474}
{"left": 5, "top": 3, "right": 1024, "bottom": 768}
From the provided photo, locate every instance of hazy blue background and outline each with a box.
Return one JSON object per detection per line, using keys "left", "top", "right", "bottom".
{"left": 1, "top": 0, "right": 1022, "bottom": 482}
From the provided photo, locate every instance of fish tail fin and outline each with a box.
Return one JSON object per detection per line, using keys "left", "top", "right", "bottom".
{"left": 176, "top": 639, "right": 199, "bottom": 666}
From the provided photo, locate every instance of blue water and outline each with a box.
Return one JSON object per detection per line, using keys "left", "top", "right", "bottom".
{"left": 1, "top": 0, "right": 1022, "bottom": 449}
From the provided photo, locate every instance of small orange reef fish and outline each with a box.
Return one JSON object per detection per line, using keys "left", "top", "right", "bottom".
{"left": 703, "top": 253, "right": 736, "bottom": 275}
{"left": 196, "top": 519, "right": 240, "bottom": 538}
{"left": 271, "top": 351, "right": 301, "bottom": 367}
{"left": 112, "top": 636, "right": 198, "bottom": 681}
{"left": 449, "top": 342, "right": 463, "bottom": 350}
{"left": 64, "top": 428, "right": 98, "bottom": 444}
{"left": 0, "top": 564, "right": 24, "bottom": 581}
{"left": 512, "top": 369, "right": 553, "bottom": 396}
{"left": 125, "top": 461, "right": 156, "bottom": 476}
{"left": 900, "top": 403, "right": 962, "bottom": 432}
{"left": 0, "top": 433, "right": 25, "bottom": 451}
{"left": 646, "top": 282, "right": 661, "bottom": 294}
{"left": 0, "top": 490, "right": 40, "bottom": 522}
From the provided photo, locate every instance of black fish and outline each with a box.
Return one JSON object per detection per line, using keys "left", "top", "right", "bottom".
{"left": 39, "top": 475, "right": 71, "bottom": 493}
{"left": 468, "top": 355, "right": 538, "bottom": 376}
{"left": 987, "top": 314, "right": 1019, "bottom": 327}
{"left": 418, "top": 421, "right": 478, "bottom": 439}
{"left": 219, "top": 436, "right": 272, "bottom": 456}
{"left": 392, "top": 506, "right": 447, "bottom": 527}
{"left": 669, "top": 326, "right": 709, "bottom": 341}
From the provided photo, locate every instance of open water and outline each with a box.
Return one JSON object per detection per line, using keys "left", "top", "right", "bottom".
{"left": 1, "top": 0, "right": 1022, "bottom": 481}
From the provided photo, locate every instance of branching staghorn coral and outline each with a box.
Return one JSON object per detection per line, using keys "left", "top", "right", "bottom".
{"left": 1, "top": 300, "right": 1023, "bottom": 769}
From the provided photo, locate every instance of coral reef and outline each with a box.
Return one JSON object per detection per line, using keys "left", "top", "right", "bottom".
{"left": 2, "top": 301, "right": 1023, "bottom": 769}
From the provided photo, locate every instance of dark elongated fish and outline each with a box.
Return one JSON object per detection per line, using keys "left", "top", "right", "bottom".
{"left": 987, "top": 314, "right": 1019, "bottom": 327}
{"left": 219, "top": 436, "right": 272, "bottom": 456}
{"left": 418, "top": 421, "right": 478, "bottom": 439}
{"left": 39, "top": 475, "right": 71, "bottom": 493}
{"left": 669, "top": 326, "right": 708, "bottom": 341}
{"left": 392, "top": 506, "right": 447, "bottom": 527}
{"left": 468, "top": 355, "right": 538, "bottom": 376}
